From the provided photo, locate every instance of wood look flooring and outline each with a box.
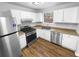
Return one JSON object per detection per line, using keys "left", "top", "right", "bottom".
{"left": 21, "top": 38, "right": 75, "bottom": 57}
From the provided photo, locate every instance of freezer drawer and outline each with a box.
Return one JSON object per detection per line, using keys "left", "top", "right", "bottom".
{"left": 1, "top": 33, "right": 21, "bottom": 57}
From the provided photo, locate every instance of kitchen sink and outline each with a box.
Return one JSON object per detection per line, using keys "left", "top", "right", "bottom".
{"left": 42, "top": 26, "right": 51, "bottom": 30}
{"left": 34, "top": 25, "right": 51, "bottom": 30}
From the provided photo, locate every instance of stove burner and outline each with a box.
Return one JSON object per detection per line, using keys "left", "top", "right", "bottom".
{"left": 20, "top": 26, "right": 35, "bottom": 33}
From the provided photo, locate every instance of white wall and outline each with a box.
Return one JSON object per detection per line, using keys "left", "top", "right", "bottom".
{"left": 0, "top": 13, "right": 3, "bottom": 17}
{"left": 0, "top": 2, "right": 36, "bottom": 13}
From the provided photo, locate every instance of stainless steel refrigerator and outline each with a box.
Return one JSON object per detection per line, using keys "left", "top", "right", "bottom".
{"left": 0, "top": 17, "right": 21, "bottom": 57}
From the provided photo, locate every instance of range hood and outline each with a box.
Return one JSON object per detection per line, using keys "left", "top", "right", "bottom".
{"left": 21, "top": 18, "right": 32, "bottom": 26}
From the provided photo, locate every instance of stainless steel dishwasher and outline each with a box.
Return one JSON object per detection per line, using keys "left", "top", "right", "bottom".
{"left": 51, "top": 31, "right": 63, "bottom": 45}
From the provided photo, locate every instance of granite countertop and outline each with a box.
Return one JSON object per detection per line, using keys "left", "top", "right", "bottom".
{"left": 33, "top": 25, "right": 78, "bottom": 36}
{"left": 17, "top": 31, "right": 25, "bottom": 36}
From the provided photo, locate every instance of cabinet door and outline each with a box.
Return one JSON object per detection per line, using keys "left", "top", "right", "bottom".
{"left": 15, "top": 11, "right": 21, "bottom": 25}
{"left": 41, "top": 29, "right": 50, "bottom": 42}
{"left": 11, "top": 9, "right": 21, "bottom": 25}
{"left": 64, "top": 7, "right": 77, "bottom": 23}
{"left": 11, "top": 9, "right": 17, "bottom": 17}
{"left": 62, "top": 34, "right": 78, "bottom": 51}
{"left": 36, "top": 29, "right": 50, "bottom": 42}
{"left": 21, "top": 11, "right": 34, "bottom": 21}
{"left": 21, "top": 11, "right": 29, "bottom": 19}
{"left": 19, "top": 34, "right": 26, "bottom": 49}
{"left": 53, "top": 9, "right": 63, "bottom": 22}
{"left": 35, "top": 13, "right": 44, "bottom": 22}
{"left": 36, "top": 29, "right": 43, "bottom": 38}
{"left": 76, "top": 38, "right": 79, "bottom": 52}
{"left": 30, "top": 12, "right": 36, "bottom": 22}
{"left": 39, "top": 13, "right": 44, "bottom": 22}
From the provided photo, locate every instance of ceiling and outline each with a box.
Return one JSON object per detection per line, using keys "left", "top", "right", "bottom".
{"left": 8, "top": 2, "right": 70, "bottom": 10}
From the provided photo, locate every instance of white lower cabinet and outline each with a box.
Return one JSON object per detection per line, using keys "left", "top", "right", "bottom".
{"left": 76, "top": 39, "right": 79, "bottom": 51}
{"left": 36, "top": 28, "right": 79, "bottom": 51}
{"left": 36, "top": 29, "right": 51, "bottom": 42}
{"left": 19, "top": 34, "right": 26, "bottom": 49}
{"left": 62, "top": 34, "right": 78, "bottom": 51}
{"left": 75, "top": 39, "right": 79, "bottom": 56}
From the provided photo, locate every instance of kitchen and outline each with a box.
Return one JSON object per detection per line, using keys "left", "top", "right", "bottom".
{"left": 0, "top": 2, "right": 79, "bottom": 57}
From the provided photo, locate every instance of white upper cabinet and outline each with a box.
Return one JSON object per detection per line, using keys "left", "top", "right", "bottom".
{"left": 11, "top": 9, "right": 37, "bottom": 24}
{"left": 53, "top": 9, "right": 64, "bottom": 23}
{"left": 30, "top": 12, "right": 36, "bottom": 22}
{"left": 11, "top": 9, "right": 22, "bottom": 25}
{"left": 21, "top": 11, "right": 33, "bottom": 19}
{"left": 11, "top": 9, "right": 17, "bottom": 17}
{"left": 63, "top": 7, "right": 78, "bottom": 23}
{"left": 53, "top": 7, "right": 79, "bottom": 23}
{"left": 21, "top": 11, "right": 44, "bottom": 22}
{"left": 30, "top": 12, "right": 36, "bottom": 19}
{"left": 39, "top": 13, "right": 44, "bottom": 22}
{"left": 21, "top": 11, "right": 29, "bottom": 19}
{"left": 11, "top": 9, "right": 44, "bottom": 24}
{"left": 35, "top": 13, "right": 44, "bottom": 22}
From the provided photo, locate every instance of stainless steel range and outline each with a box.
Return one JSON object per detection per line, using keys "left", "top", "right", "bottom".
{"left": 20, "top": 26, "right": 37, "bottom": 47}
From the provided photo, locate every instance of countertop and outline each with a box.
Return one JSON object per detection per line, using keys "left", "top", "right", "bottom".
{"left": 17, "top": 31, "right": 25, "bottom": 36}
{"left": 33, "top": 25, "right": 78, "bottom": 36}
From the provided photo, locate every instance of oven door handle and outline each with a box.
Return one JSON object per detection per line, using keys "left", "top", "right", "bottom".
{"left": 26, "top": 33, "right": 35, "bottom": 36}
{"left": 26, "top": 31, "right": 36, "bottom": 36}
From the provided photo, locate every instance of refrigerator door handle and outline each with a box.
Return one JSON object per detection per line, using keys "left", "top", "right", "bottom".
{"left": 0, "top": 32, "right": 17, "bottom": 38}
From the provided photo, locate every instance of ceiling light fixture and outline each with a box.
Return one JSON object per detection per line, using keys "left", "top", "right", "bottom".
{"left": 32, "top": 2, "right": 44, "bottom": 6}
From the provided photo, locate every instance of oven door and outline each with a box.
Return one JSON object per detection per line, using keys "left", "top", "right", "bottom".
{"left": 26, "top": 33, "right": 37, "bottom": 44}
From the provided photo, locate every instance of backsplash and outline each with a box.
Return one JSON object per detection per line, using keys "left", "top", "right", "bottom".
{"left": 54, "top": 23, "right": 78, "bottom": 28}
{"left": 42, "top": 23, "right": 78, "bottom": 30}
{"left": 21, "top": 20, "right": 32, "bottom": 26}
